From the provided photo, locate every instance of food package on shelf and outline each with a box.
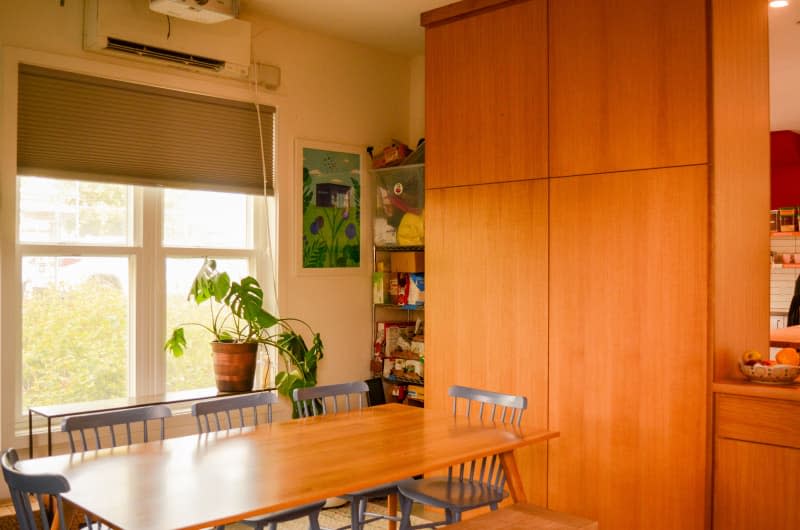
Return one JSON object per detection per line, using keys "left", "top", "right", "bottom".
{"left": 377, "top": 321, "right": 420, "bottom": 358}
{"left": 383, "top": 357, "right": 424, "bottom": 382}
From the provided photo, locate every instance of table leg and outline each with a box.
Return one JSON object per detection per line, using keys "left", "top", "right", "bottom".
{"left": 47, "top": 418, "right": 52, "bottom": 456}
{"left": 28, "top": 410, "right": 34, "bottom": 458}
{"left": 49, "top": 498, "right": 76, "bottom": 530}
{"left": 499, "top": 450, "right": 527, "bottom": 503}
{"left": 387, "top": 492, "right": 398, "bottom": 530}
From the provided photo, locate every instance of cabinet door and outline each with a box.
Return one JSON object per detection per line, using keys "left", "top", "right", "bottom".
{"left": 548, "top": 166, "right": 708, "bottom": 529}
{"left": 715, "top": 438, "right": 800, "bottom": 530}
{"left": 425, "top": 180, "right": 549, "bottom": 503}
{"left": 425, "top": 0, "right": 547, "bottom": 189}
{"left": 549, "top": 0, "right": 707, "bottom": 176}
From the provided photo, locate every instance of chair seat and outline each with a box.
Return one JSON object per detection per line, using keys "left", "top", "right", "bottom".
{"left": 241, "top": 500, "right": 326, "bottom": 526}
{"left": 397, "top": 477, "right": 507, "bottom": 512}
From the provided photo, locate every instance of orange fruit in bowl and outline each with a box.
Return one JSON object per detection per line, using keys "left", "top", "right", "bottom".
{"left": 776, "top": 347, "right": 800, "bottom": 366}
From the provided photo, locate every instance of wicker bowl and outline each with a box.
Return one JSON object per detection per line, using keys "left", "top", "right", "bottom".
{"left": 739, "top": 361, "right": 800, "bottom": 384}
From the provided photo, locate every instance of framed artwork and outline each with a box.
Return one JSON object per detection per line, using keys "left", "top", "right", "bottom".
{"left": 296, "top": 139, "right": 364, "bottom": 272}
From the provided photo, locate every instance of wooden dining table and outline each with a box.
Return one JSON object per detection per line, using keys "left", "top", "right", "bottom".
{"left": 17, "top": 403, "right": 558, "bottom": 530}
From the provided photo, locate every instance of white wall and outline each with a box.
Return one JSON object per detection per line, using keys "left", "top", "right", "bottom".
{"left": 408, "top": 53, "right": 426, "bottom": 146}
{"left": 0, "top": 0, "right": 412, "bottom": 453}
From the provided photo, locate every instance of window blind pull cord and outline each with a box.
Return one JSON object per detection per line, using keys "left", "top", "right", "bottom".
{"left": 252, "top": 57, "right": 280, "bottom": 319}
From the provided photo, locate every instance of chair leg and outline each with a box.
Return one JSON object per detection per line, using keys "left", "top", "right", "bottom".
{"left": 350, "top": 496, "right": 362, "bottom": 530}
{"left": 309, "top": 511, "right": 322, "bottom": 530}
{"left": 451, "top": 510, "right": 462, "bottom": 523}
{"left": 398, "top": 494, "right": 413, "bottom": 530}
{"left": 490, "top": 502, "right": 499, "bottom": 511}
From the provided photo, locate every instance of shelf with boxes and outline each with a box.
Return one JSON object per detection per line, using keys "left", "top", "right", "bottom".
{"left": 370, "top": 160, "right": 425, "bottom": 406}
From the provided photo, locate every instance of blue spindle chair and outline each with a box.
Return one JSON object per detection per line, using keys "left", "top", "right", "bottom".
{"left": 192, "top": 392, "right": 325, "bottom": 530}
{"left": 294, "top": 381, "right": 402, "bottom": 530}
{"left": 2, "top": 448, "right": 100, "bottom": 530}
{"left": 397, "top": 385, "right": 528, "bottom": 529}
{"left": 61, "top": 404, "right": 172, "bottom": 452}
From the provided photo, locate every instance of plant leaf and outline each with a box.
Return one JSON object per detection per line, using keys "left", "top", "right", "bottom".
{"left": 163, "top": 327, "right": 187, "bottom": 357}
{"left": 213, "top": 272, "right": 231, "bottom": 302}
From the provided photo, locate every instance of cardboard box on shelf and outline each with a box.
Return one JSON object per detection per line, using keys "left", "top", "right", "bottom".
{"left": 391, "top": 251, "right": 424, "bottom": 272}
{"left": 407, "top": 385, "right": 425, "bottom": 399}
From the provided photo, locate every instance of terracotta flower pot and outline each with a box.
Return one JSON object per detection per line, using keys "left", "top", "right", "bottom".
{"left": 211, "top": 342, "right": 258, "bottom": 392}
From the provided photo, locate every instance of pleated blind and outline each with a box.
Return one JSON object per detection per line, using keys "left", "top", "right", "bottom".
{"left": 17, "top": 64, "right": 275, "bottom": 195}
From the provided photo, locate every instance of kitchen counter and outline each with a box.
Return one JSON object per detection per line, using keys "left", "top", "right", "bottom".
{"left": 769, "top": 324, "right": 800, "bottom": 347}
{"left": 713, "top": 378, "right": 800, "bottom": 401}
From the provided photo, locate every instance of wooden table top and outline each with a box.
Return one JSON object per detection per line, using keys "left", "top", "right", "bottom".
{"left": 18, "top": 404, "right": 557, "bottom": 530}
{"left": 769, "top": 325, "right": 800, "bottom": 347}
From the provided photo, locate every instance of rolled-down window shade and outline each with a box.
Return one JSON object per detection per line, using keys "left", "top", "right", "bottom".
{"left": 17, "top": 64, "right": 275, "bottom": 195}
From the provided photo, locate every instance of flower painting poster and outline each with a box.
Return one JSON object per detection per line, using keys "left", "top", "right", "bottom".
{"left": 301, "top": 145, "right": 361, "bottom": 269}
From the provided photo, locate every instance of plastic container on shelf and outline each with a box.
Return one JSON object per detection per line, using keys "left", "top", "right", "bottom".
{"left": 373, "top": 163, "right": 424, "bottom": 247}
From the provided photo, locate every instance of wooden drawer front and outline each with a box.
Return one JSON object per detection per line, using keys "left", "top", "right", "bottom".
{"left": 716, "top": 394, "right": 800, "bottom": 449}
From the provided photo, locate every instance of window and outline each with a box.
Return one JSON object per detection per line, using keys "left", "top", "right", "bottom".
{"left": 17, "top": 176, "right": 264, "bottom": 415}
{"left": 8, "top": 64, "right": 276, "bottom": 435}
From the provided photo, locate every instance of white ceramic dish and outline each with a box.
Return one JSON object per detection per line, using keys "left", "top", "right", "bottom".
{"left": 739, "top": 361, "right": 800, "bottom": 384}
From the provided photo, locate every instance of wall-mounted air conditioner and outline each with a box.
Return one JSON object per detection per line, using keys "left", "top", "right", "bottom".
{"left": 84, "top": 0, "right": 250, "bottom": 78}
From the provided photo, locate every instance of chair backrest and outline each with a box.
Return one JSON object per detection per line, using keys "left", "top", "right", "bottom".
{"left": 449, "top": 385, "right": 527, "bottom": 427}
{"left": 2, "top": 448, "right": 70, "bottom": 530}
{"left": 447, "top": 385, "right": 528, "bottom": 489}
{"left": 192, "top": 391, "right": 277, "bottom": 433}
{"left": 61, "top": 404, "right": 172, "bottom": 452}
{"left": 292, "top": 381, "right": 370, "bottom": 418}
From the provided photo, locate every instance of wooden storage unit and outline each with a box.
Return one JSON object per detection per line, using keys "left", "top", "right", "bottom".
{"left": 711, "top": 0, "right": 771, "bottom": 381}
{"left": 714, "top": 393, "right": 800, "bottom": 529}
{"left": 548, "top": 166, "right": 708, "bottom": 529}
{"left": 421, "top": 0, "right": 762, "bottom": 527}
{"left": 424, "top": 0, "right": 547, "bottom": 189}
{"left": 425, "top": 179, "right": 549, "bottom": 503}
{"left": 548, "top": 0, "right": 708, "bottom": 176}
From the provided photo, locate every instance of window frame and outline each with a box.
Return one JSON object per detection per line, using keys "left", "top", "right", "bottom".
{"left": 13, "top": 175, "right": 267, "bottom": 433}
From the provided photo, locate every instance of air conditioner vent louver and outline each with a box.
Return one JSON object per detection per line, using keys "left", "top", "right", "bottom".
{"left": 106, "top": 37, "right": 225, "bottom": 71}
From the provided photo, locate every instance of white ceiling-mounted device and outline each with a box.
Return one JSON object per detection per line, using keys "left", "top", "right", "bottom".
{"left": 84, "top": 0, "right": 250, "bottom": 78}
{"left": 149, "top": 0, "right": 239, "bottom": 24}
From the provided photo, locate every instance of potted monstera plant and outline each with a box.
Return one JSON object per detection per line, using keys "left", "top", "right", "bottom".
{"left": 164, "top": 258, "right": 323, "bottom": 415}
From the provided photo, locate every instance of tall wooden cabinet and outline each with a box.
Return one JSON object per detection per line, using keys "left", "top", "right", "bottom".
{"left": 424, "top": 0, "right": 547, "bottom": 188}
{"left": 425, "top": 180, "right": 550, "bottom": 502}
{"left": 423, "top": 0, "right": 711, "bottom": 528}
{"left": 549, "top": 0, "right": 708, "bottom": 176}
{"left": 548, "top": 166, "right": 708, "bottom": 528}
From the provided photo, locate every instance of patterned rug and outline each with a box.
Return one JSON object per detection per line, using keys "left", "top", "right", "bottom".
{"left": 230, "top": 501, "right": 431, "bottom": 529}
{"left": 0, "top": 500, "right": 430, "bottom": 529}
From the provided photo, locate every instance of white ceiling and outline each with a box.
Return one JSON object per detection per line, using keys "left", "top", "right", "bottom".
{"left": 770, "top": 2, "right": 800, "bottom": 131}
{"left": 242, "top": 0, "right": 453, "bottom": 56}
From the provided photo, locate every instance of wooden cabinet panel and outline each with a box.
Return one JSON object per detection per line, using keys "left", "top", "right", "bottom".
{"left": 548, "top": 166, "right": 708, "bottom": 529}
{"left": 549, "top": 0, "right": 708, "bottom": 176}
{"left": 424, "top": 0, "right": 547, "bottom": 188}
{"left": 714, "top": 438, "right": 800, "bottom": 530}
{"left": 425, "top": 180, "right": 549, "bottom": 503}
{"left": 717, "top": 394, "right": 800, "bottom": 449}
{"left": 711, "top": 0, "right": 770, "bottom": 381}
